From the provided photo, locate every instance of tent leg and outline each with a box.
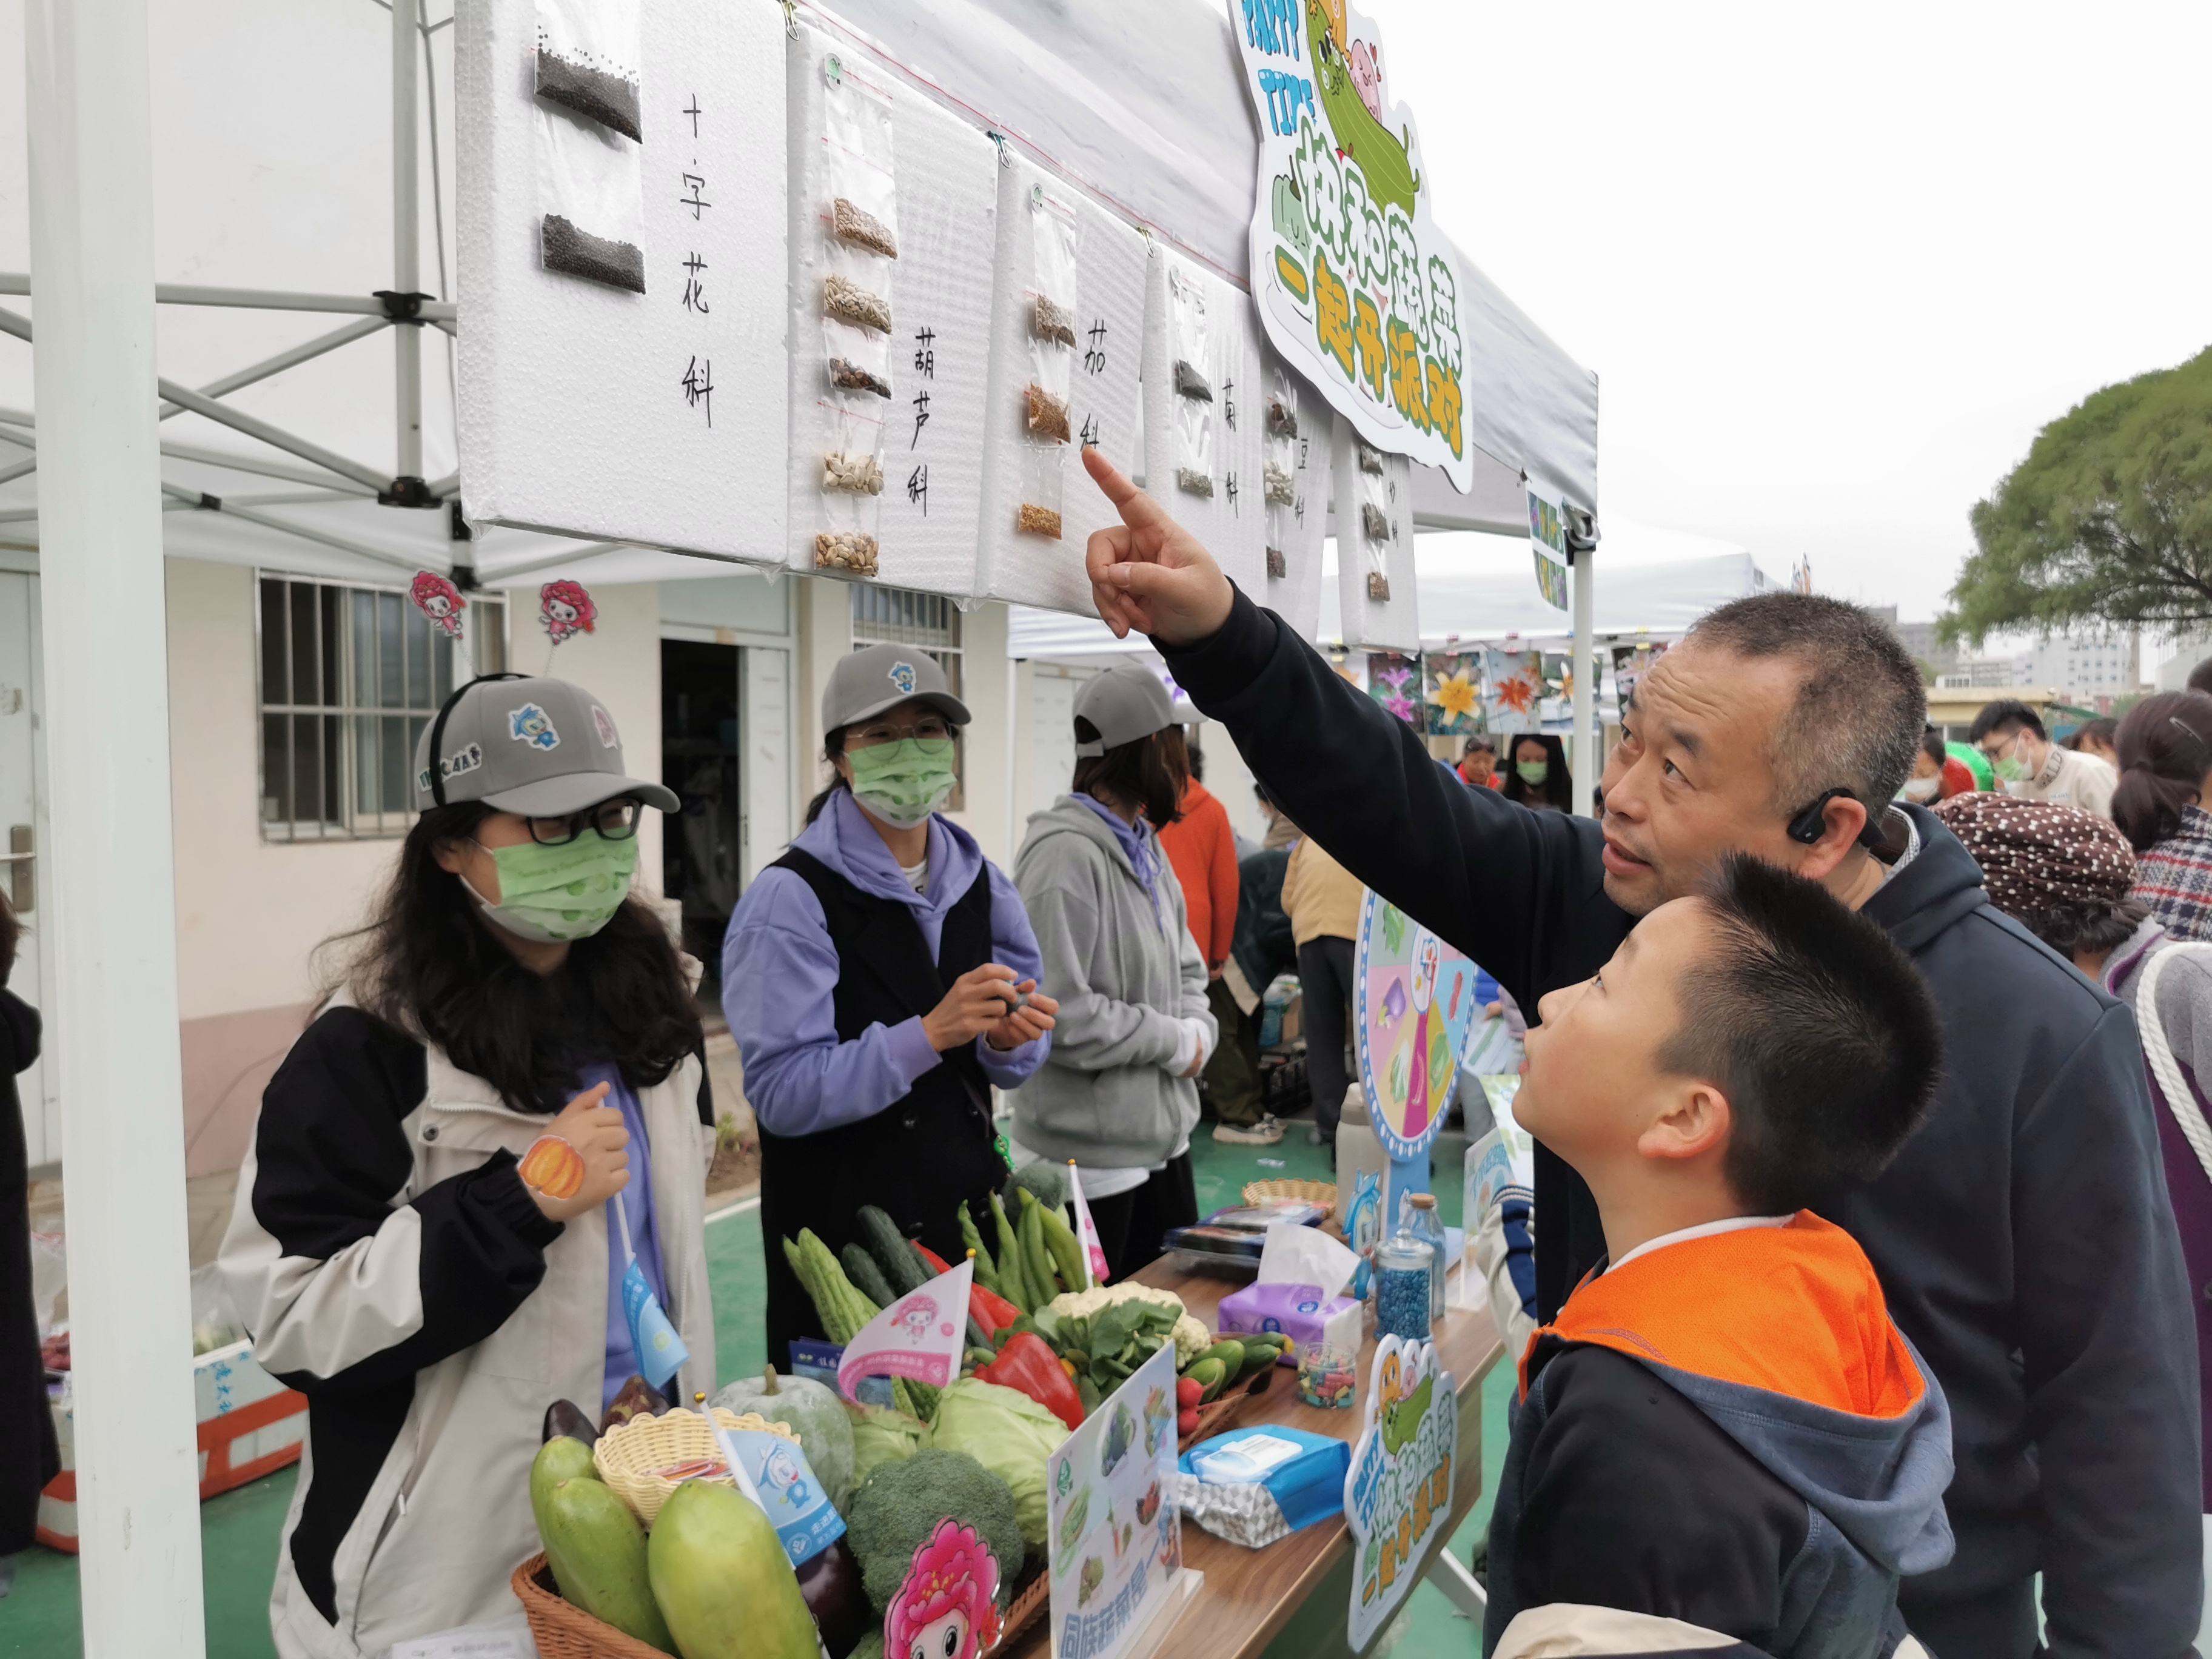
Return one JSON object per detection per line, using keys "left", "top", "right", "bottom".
{"left": 25, "top": 0, "right": 208, "bottom": 1651}
{"left": 392, "top": 0, "right": 425, "bottom": 493}
{"left": 1570, "top": 538, "right": 1597, "bottom": 816}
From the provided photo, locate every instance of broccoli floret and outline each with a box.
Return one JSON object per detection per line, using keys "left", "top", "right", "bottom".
{"left": 845, "top": 1448, "right": 1024, "bottom": 1614}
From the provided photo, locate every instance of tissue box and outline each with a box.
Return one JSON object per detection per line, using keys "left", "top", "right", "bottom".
{"left": 1217, "top": 1281, "right": 1361, "bottom": 1359}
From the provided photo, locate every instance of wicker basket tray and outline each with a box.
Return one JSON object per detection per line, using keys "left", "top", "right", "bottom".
{"left": 983, "top": 1564, "right": 1051, "bottom": 1656}
{"left": 1241, "top": 1178, "right": 1337, "bottom": 1222}
{"left": 511, "top": 1552, "right": 672, "bottom": 1659}
{"left": 594, "top": 1406, "right": 796, "bottom": 1526}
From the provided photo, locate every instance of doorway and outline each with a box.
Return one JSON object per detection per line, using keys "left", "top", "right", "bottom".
{"left": 661, "top": 640, "right": 743, "bottom": 991}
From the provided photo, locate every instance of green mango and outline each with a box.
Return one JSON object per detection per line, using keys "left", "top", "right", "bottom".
{"left": 529, "top": 1436, "right": 599, "bottom": 1541}
{"left": 540, "top": 1477, "right": 675, "bottom": 1654}
{"left": 648, "top": 1480, "right": 818, "bottom": 1659}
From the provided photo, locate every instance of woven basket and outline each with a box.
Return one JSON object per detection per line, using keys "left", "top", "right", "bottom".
{"left": 594, "top": 1406, "right": 796, "bottom": 1526}
{"left": 1242, "top": 1178, "right": 1337, "bottom": 1222}
{"left": 984, "top": 1566, "right": 1051, "bottom": 1655}
{"left": 511, "top": 1552, "right": 671, "bottom": 1659}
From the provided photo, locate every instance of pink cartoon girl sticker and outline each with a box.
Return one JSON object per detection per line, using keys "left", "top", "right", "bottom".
{"left": 538, "top": 578, "right": 597, "bottom": 645}
{"left": 896, "top": 1294, "right": 940, "bottom": 1343}
{"left": 409, "top": 571, "right": 467, "bottom": 638}
{"left": 888, "top": 1520, "right": 1002, "bottom": 1659}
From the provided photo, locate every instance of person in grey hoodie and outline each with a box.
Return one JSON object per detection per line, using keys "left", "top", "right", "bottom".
{"left": 723, "top": 646, "right": 1057, "bottom": 1366}
{"left": 1011, "top": 664, "right": 1216, "bottom": 1280}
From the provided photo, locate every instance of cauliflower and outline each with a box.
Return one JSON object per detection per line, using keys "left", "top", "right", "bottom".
{"left": 1045, "top": 1283, "right": 1212, "bottom": 1367}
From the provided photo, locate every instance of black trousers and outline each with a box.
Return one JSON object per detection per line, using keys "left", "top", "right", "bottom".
{"left": 1297, "top": 936, "right": 1358, "bottom": 1137}
{"left": 1899, "top": 1576, "right": 2043, "bottom": 1659}
{"left": 1087, "top": 1153, "right": 1199, "bottom": 1283}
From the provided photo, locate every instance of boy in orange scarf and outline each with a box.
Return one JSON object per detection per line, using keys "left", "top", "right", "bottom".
{"left": 1486, "top": 855, "right": 1954, "bottom": 1659}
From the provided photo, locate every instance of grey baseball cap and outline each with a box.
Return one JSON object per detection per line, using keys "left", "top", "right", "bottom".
{"left": 1073, "top": 663, "right": 1202, "bottom": 756}
{"left": 413, "top": 674, "right": 680, "bottom": 817}
{"left": 823, "top": 643, "right": 971, "bottom": 732}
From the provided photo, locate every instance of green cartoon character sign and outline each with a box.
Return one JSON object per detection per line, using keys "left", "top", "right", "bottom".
{"left": 1230, "top": 0, "right": 1470, "bottom": 491}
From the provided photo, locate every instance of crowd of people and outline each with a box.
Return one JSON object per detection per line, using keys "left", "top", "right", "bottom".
{"left": 42, "top": 431, "right": 2203, "bottom": 1656}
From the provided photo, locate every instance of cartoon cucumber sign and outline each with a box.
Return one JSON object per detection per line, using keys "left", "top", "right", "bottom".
{"left": 1228, "top": 0, "right": 1473, "bottom": 492}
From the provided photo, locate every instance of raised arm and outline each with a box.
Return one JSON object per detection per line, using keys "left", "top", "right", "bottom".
{"left": 1080, "top": 447, "right": 1614, "bottom": 1007}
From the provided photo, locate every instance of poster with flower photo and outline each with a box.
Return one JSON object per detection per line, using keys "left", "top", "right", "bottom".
{"left": 1480, "top": 649, "right": 1542, "bottom": 736}
{"left": 1422, "top": 653, "right": 1480, "bottom": 737}
{"left": 1366, "top": 651, "right": 1421, "bottom": 729}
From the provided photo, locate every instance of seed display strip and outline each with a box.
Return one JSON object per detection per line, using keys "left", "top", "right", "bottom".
{"left": 824, "top": 274, "right": 892, "bottom": 333}
{"left": 832, "top": 196, "right": 899, "bottom": 260}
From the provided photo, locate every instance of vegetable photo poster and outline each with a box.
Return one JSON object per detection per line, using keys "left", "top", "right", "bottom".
{"left": 1045, "top": 1342, "right": 1193, "bottom": 1659}
{"left": 1344, "top": 1335, "right": 1457, "bottom": 1651}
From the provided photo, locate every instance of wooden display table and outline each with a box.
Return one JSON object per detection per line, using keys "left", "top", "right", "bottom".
{"left": 1000, "top": 1258, "right": 1504, "bottom": 1659}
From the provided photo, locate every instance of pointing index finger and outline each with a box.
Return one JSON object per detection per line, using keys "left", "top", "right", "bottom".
{"left": 1082, "top": 445, "right": 1167, "bottom": 532}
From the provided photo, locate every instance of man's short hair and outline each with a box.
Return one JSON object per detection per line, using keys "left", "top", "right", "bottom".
{"left": 2187, "top": 659, "right": 2212, "bottom": 698}
{"left": 1686, "top": 592, "right": 1926, "bottom": 816}
{"left": 1920, "top": 728, "right": 1947, "bottom": 769}
{"left": 1657, "top": 854, "right": 1941, "bottom": 1215}
{"left": 1966, "top": 699, "right": 2046, "bottom": 745}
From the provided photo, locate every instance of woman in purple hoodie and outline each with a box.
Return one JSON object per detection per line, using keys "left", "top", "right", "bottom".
{"left": 722, "top": 645, "right": 1057, "bottom": 1367}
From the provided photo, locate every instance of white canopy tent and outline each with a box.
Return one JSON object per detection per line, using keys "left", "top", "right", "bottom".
{"left": 1, "top": 0, "right": 1600, "bottom": 1649}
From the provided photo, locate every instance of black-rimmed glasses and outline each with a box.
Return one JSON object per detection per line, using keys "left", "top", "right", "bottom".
{"left": 525, "top": 796, "right": 643, "bottom": 846}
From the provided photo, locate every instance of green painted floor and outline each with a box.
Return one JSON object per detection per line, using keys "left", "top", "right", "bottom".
{"left": 2, "top": 1124, "right": 1510, "bottom": 1657}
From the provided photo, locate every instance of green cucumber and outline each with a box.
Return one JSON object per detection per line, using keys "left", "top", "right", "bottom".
{"left": 1200, "top": 1339, "right": 1247, "bottom": 1378}
{"left": 1188, "top": 1357, "right": 1227, "bottom": 1403}
{"left": 857, "top": 1206, "right": 930, "bottom": 1296}
{"left": 840, "top": 1242, "right": 899, "bottom": 1312}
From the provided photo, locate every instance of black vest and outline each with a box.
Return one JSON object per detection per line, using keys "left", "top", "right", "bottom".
{"left": 756, "top": 846, "right": 1009, "bottom": 1367}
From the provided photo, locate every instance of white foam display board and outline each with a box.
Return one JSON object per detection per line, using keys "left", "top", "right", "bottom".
{"left": 456, "top": 0, "right": 788, "bottom": 561}
{"left": 1140, "top": 251, "right": 1266, "bottom": 596}
{"left": 1333, "top": 417, "right": 1421, "bottom": 652}
{"left": 974, "top": 155, "right": 1151, "bottom": 615}
{"left": 783, "top": 27, "right": 998, "bottom": 597}
{"left": 1261, "top": 341, "right": 1327, "bottom": 643}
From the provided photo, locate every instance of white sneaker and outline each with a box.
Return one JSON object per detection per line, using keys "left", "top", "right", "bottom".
{"left": 1213, "top": 1116, "right": 1285, "bottom": 1145}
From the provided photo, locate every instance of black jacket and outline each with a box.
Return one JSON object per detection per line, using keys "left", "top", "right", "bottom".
{"left": 1162, "top": 588, "right": 2204, "bottom": 1657}
{"left": 0, "top": 987, "right": 57, "bottom": 1555}
{"left": 1229, "top": 846, "right": 1294, "bottom": 995}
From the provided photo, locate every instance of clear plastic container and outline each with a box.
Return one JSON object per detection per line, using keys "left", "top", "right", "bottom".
{"left": 1374, "top": 1233, "right": 1431, "bottom": 1342}
{"left": 1406, "top": 1191, "right": 1447, "bottom": 1327}
{"left": 1297, "top": 1339, "right": 1358, "bottom": 1409}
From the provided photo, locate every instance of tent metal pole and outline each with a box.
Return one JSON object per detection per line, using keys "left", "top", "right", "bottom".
{"left": 25, "top": 0, "right": 209, "bottom": 1646}
{"left": 1569, "top": 525, "right": 1598, "bottom": 817}
{"left": 475, "top": 541, "right": 641, "bottom": 583}
{"left": 0, "top": 271, "right": 454, "bottom": 318}
{"left": 159, "top": 482, "right": 445, "bottom": 572}
{"left": 0, "top": 303, "right": 394, "bottom": 491}
{"left": 160, "top": 439, "right": 380, "bottom": 494}
{"left": 392, "top": 0, "right": 425, "bottom": 491}
{"left": 158, "top": 315, "right": 389, "bottom": 419}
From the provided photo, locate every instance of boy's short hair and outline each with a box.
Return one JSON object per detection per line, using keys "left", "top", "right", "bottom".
{"left": 1658, "top": 854, "right": 1941, "bottom": 1213}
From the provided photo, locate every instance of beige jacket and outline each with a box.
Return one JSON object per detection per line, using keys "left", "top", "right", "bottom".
{"left": 1282, "top": 834, "right": 1366, "bottom": 945}
{"left": 2009, "top": 743, "right": 2117, "bottom": 817}
{"left": 221, "top": 997, "right": 714, "bottom": 1659}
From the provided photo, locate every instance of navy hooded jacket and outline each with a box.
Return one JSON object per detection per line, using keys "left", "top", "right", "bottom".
{"left": 1159, "top": 588, "right": 2202, "bottom": 1657}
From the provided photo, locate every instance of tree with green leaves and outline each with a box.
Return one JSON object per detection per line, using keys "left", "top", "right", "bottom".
{"left": 1941, "top": 346, "right": 2212, "bottom": 647}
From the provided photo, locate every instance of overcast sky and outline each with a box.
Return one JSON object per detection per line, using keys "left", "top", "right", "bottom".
{"left": 1378, "top": 0, "right": 2212, "bottom": 631}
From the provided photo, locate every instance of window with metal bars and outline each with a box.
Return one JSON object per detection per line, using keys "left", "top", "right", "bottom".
{"left": 256, "top": 574, "right": 508, "bottom": 840}
{"left": 850, "top": 584, "right": 964, "bottom": 809}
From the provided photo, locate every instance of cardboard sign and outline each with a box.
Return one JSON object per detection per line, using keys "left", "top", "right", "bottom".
{"left": 1344, "top": 1335, "right": 1456, "bottom": 1650}
{"left": 1044, "top": 1342, "right": 1190, "bottom": 1659}
{"left": 837, "top": 1258, "right": 971, "bottom": 1398}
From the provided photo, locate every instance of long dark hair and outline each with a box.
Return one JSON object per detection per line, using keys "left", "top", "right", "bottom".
{"left": 2113, "top": 691, "right": 2212, "bottom": 853}
{"left": 1072, "top": 722, "right": 1188, "bottom": 828}
{"left": 1499, "top": 732, "right": 1573, "bottom": 810}
{"left": 803, "top": 725, "right": 851, "bottom": 826}
{"left": 326, "top": 802, "right": 702, "bottom": 1112}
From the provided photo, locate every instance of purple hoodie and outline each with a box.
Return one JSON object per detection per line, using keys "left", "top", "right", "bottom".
{"left": 720, "top": 788, "right": 1050, "bottom": 1138}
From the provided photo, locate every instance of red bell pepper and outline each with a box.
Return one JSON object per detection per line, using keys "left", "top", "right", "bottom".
{"left": 916, "top": 1242, "right": 1023, "bottom": 1338}
{"left": 976, "top": 1332, "right": 1086, "bottom": 1430}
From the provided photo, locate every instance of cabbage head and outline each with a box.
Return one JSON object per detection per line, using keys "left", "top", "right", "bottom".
{"left": 927, "top": 1376, "right": 1071, "bottom": 1561}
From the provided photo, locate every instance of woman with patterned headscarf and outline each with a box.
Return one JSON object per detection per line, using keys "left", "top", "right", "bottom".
{"left": 1935, "top": 788, "right": 2212, "bottom": 1632}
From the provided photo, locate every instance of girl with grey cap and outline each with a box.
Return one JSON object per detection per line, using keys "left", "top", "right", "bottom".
{"left": 220, "top": 673, "right": 712, "bottom": 1659}
{"left": 1010, "top": 662, "right": 1216, "bottom": 1280}
{"left": 720, "top": 645, "right": 1057, "bottom": 1369}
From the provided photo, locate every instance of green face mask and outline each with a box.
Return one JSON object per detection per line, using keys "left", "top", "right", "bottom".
{"left": 846, "top": 737, "right": 958, "bottom": 828}
{"left": 1992, "top": 752, "right": 2028, "bottom": 783}
{"left": 1516, "top": 760, "right": 1550, "bottom": 786}
{"left": 474, "top": 833, "right": 637, "bottom": 943}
